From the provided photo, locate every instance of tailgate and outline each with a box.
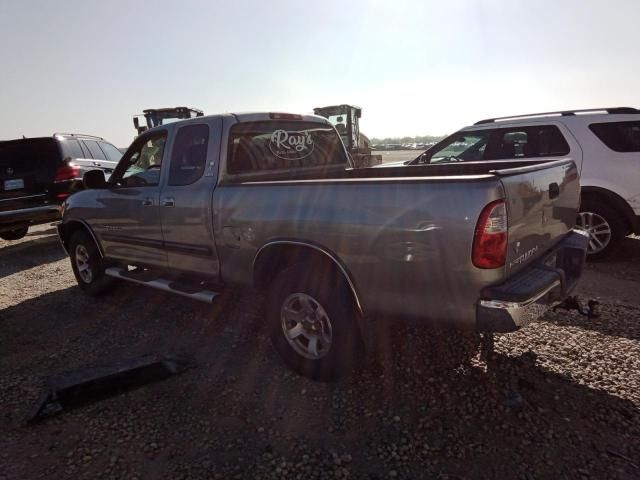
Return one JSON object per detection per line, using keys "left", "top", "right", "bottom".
{"left": 0, "top": 138, "right": 60, "bottom": 210}
{"left": 493, "top": 159, "right": 580, "bottom": 274}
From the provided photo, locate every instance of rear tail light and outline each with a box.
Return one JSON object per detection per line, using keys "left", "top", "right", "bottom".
{"left": 472, "top": 199, "right": 508, "bottom": 269}
{"left": 54, "top": 164, "right": 81, "bottom": 183}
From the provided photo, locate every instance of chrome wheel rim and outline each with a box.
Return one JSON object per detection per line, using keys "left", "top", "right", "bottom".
{"left": 75, "top": 244, "right": 93, "bottom": 283}
{"left": 576, "top": 211, "right": 612, "bottom": 254}
{"left": 280, "top": 293, "right": 333, "bottom": 360}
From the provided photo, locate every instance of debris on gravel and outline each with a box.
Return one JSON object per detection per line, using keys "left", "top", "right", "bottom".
{"left": 1, "top": 226, "right": 639, "bottom": 479}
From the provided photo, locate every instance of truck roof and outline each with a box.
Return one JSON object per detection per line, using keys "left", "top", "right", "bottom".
{"left": 0, "top": 133, "right": 106, "bottom": 144}
{"left": 465, "top": 107, "right": 640, "bottom": 131}
{"left": 140, "top": 112, "right": 332, "bottom": 133}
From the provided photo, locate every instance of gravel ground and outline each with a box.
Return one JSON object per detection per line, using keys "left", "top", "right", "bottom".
{"left": 1, "top": 225, "right": 639, "bottom": 479}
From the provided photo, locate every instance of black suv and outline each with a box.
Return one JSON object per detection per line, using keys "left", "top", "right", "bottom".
{"left": 0, "top": 133, "right": 121, "bottom": 240}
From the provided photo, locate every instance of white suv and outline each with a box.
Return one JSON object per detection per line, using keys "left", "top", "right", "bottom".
{"left": 409, "top": 107, "right": 640, "bottom": 258}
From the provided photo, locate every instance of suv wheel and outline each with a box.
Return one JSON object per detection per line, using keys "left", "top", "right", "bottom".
{"left": 69, "top": 231, "right": 114, "bottom": 295}
{"left": 576, "top": 201, "right": 626, "bottom": 260}
{"left": 0, "top": 225, "right": 29, "bottom": 241}
{"left": 266, "top": 263, "right": 363, "bottom": 381}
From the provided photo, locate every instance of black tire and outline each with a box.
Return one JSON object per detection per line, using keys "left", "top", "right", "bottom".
{"left": 266, "top": 263, "right": 363, "bottom": 381}
{"left": 577, "top": 200, "right": 627, "bottom": 261}
{"left": 0, "top": 225, "right": 29, "bottom": 241}
{"left": 69, "top": 230, "right": 114, "bottom": 295}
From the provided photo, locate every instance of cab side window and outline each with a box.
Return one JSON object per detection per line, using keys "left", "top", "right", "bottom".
{"left": 429, "top": 132, "right": 489, "bottom": 163}
{"left": 111, "top": 132, "right": 167, "bottom": 187}
{"left": 484, "top": 126, "right": 570, "bottom": 160}
{"left": 168, "top": 124, "right": 209, "bottom": 186}
{"left": 60, "top": 139, "right": 86, "bottom": 159}
{"left": 98, "top": 141, "right": 124, "bottom": 162}
{"left": 589, "top": 121, "right": 640, "bottom": 152}
{"left": 82, "top": 140, "right": 107, "bottom": 160}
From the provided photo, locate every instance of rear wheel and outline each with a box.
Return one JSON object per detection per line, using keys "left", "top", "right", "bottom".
{"left": 576, "top": 200, "right": 626, "bottom": 260}
{"left": 0, "top": 225, "right": 29, "bottom": 241}
{"left": 266, "top": 263, "right": 363, "bottom": 381}
{"left": 69, "top": 230, "right": 114, "bottom": 295}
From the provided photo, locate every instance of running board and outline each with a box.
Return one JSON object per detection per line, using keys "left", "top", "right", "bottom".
{"left": 105, "top": 267, "right": 219, "bottom": 303}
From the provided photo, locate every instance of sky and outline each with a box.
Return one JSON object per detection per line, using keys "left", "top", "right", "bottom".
{"left": 1, "top": 0, "right": 639, "bottom": 147}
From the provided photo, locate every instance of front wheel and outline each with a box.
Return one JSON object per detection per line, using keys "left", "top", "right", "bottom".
{"left": 69, "top": 231, "right": 114, "bottom": 295}
{"left": 266, "top": 263, "right": 363, "bottom": 381}
{"left": 0, "top": 225, "right": 29, "bottom": 241}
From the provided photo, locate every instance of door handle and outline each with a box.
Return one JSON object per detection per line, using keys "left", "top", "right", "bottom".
{"left": 142, "top": 197, "right": 153, "bottom": 206}
{"left": 549, "top": 182, "right": 560, "bottom": 199}
{"left": 162, "top": 197, "right": 176, "bottom": 207}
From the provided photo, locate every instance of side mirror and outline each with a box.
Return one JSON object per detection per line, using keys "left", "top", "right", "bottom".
{"left": 409, "top": 152, "right": 430, "bottom": 165}
{"left": 133, "top": 117, "right": 140, "bottom": 129}
{"left": 83, "top": 169, "right": 107, "bottom": 189}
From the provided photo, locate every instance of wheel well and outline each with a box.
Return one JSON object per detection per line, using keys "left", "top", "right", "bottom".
{"left": 253, "top": 243, "right": 363, "bottom": 316}
{"left": 59, "top": 221, "right": 103, "bottom": 257}
{"left": 581, "top": 187, "right": 635, "bottom": 234}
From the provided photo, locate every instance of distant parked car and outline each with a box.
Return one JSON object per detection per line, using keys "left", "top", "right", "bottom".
{"left": 0, "top": 133, "right": 121, "bottom": 240}
{"left": 407, "top": 107, "right": 640, "bottom": 258}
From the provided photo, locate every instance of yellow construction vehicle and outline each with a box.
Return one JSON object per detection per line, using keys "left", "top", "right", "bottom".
{"left": 133, "top": 107, "right": 204, "bottom": 135}
{"left": 313, "top": 104, "right": 382, "bottom": 167}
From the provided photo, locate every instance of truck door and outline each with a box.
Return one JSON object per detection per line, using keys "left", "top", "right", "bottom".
{"left": 159, "top": 120, "right": 221, "bottom": 278}
{"left": 94, "top": 130, "right": 168, "bottom": 267}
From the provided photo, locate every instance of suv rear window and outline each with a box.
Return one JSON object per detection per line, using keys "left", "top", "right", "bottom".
{"left": 227, "top": 121, "right": 347, "bottom": 175}
{"left": 0, "top": 138, "right": 60, "bottom": 168}
{"left": 589, "top": 121, "right": 640, "bottom": 152}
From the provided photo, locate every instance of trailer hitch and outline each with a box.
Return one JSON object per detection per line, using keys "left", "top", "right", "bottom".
{"left": 552, "top": 296, "right": 600, "bottom": 318}
{"left": 27, "top": 354, "right": 193, "bottom": 423}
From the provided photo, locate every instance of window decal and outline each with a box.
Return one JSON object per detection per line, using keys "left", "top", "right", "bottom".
{"left": 268, "top": 129, "right": 315, "bottom": 160}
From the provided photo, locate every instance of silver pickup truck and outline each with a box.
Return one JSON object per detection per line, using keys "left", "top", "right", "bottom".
{"left": 57, "top": 112, "right": 588, "bottom": 380}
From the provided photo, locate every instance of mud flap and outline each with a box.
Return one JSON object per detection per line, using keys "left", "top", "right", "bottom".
{"left": 27, "top": 354, "right": 193, "bottom": 423}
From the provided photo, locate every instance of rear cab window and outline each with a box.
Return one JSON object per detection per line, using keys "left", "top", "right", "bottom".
{"left": 427, "top": 125, "right": 570, "bottom": 163}
{"left": 589, "top": 121, "right": 640, "bottom": 152}
{"left": 226, "top": 121, "right": 348, "bottom": 178}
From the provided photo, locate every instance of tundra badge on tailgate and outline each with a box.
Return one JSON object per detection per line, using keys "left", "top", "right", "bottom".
{"left": 509, "top": 245, "right": 539, "bottom": 269}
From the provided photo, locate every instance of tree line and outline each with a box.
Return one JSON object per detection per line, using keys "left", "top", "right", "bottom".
{"left": 369, "top": 134, "right": 445, "bottom": 145}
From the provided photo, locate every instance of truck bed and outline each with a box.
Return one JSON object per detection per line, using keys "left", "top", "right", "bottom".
{"left": 215, "top": 157, "right": 579, "bottom": 323}
{"left": 221, "top": 159, "right": 561, "bottom": 184}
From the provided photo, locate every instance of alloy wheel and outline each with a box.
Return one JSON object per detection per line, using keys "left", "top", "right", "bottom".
{"left": 576, "top": 211, "right": 612, "bottom": 254}
{"left": 75, "top": 244, "right": 93, "bottom": 283}
{"left": 280, "top": 293, "right": 333, "bottom": 360}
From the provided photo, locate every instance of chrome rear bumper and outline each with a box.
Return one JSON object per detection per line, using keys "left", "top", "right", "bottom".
{"left": 476, "top": 229, "right": 589, "bottom": 332}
